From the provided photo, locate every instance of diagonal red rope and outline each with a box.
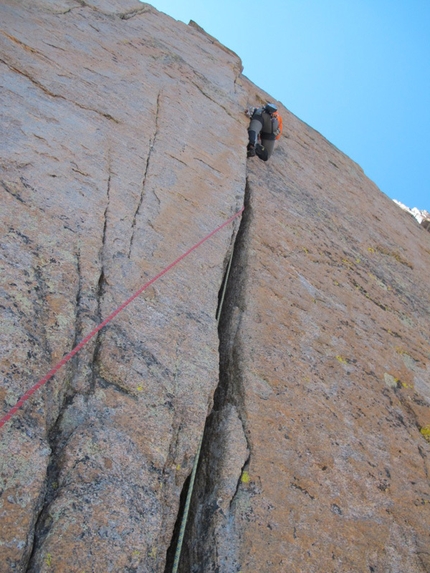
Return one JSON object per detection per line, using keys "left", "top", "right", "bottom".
{"left": 0, "top": 207, "right": 244, "bottom": 430}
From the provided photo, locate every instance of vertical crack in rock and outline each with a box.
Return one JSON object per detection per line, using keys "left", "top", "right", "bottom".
{"left": 21, "top": 262, "right": 60, "bottom": 572}
{"left": 417, "top": 445, "right": 429, "bottom": 480}
{"left": 99, "top": 171, "right": 110, "bottom": 289}
{"left": 33, "top": 253, "right": 53, "bottom": 366}
{"left": 24, "top": 167, "right": 113, "bottom": 572}
{"left": 168, "top": 181, "right": 251, "bottom": 572}
{"left": 89, "top": 168, "right": 111, "bottom": 391}
{"left": 164, "top": 473, "right": 192, "bottom": 573}
{"left": 73, "top": 248, "right": 83, "bottom": 350}
{"left": 228, "top": 449, "right": 251, "bottom": 510}
{"left": 128, "top": 92, "right": 161, "bottom": 258}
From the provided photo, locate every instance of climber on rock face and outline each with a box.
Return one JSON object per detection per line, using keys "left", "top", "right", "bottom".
{"left": 246, "top": 102, "right": 283, "bottom": 161}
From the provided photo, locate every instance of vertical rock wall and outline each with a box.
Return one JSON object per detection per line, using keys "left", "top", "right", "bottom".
{"left": 1, "top": 2, "right": 429, "bottom": 573}
{"left": 0, "top": 1, "right": 247, "bottom": 571}
{"left": 184, "top": 78, "right": 430, "bottom": 572}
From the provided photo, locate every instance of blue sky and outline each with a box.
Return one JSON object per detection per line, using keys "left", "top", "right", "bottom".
{"left": 144, "top": 0, "right": 429, "bottom": 211}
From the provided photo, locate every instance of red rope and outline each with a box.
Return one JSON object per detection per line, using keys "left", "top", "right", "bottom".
{"left": 0, "top": 207, "right": 244, "bottom": 430}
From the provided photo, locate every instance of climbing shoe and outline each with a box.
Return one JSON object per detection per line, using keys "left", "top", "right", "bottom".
{"left": 247, "top": 143, "right": 256, "bottom": 158}
{"left": 255, "top": 143, "right": 269, "bottom": 161}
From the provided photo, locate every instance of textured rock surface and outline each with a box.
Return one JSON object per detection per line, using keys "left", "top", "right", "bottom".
{"left": 0, "top": 1, "right": 246, "bottom": 570}
{"left": 1, "top": 1, "right": 429, "bottom": 573}
{"left": 185, "top": 79, "right": 430, "bottom": 572}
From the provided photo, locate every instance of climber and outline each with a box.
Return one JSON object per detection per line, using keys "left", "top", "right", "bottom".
{"left": 246, "top": 102, "right": 283, "bottom": 161}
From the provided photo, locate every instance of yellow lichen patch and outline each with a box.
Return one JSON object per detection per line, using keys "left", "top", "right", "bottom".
{"left": 149, "top": 546, "right": 157, "bottom": 559}
{"left": 241, "top": 471, "right": 250, "bottom": 484}
{"left": 375, "top": 245, "right": 413, "bottom": 269}
{"left": 367, "top": 247, "right": 375, "bottom": 253}
{"left": 45, "top": 554, "right": 52, "bottom": 567}
{"left": 336, "top": 355, "right": 348, "bottom": 364}
{"left": 419, "top": 426, "right": 430, "bottom": 441}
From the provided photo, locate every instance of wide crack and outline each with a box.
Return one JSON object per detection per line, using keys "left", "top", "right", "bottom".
{"left": 165, "top": 180, "right": 252, "bottom": 572}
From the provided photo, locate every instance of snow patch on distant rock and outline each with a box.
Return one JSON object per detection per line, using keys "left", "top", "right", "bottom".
{"left": 393, "top": 199, "right": 430, "bottom": 231}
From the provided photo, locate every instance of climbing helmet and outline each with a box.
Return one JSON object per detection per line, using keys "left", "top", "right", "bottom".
{"left": 264, "top": 103, "right": 278, "bottom": 115}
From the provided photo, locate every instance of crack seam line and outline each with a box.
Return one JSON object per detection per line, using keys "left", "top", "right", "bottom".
{"left": 170, "top": 206, "right": 243, "bottom": 571}
{"left": 24, "top": 171, "right": 111, "bottom": 569}
{"left": 0, "top": 57, "right": 119, "bottom": 122}
{"left": 171, "top": 432, "right": 204, "bottom": 573}
{"left": 229, "top": 453, "right": 251, "bottom": 510}
{"left": 0, "top": 206, "right": 244, "bottom": 430}
{"left": 216, "top": 247, "right": 235, "bottom": 322}
{"left": 129, "top": 92, "right": 161, "bottom": 258}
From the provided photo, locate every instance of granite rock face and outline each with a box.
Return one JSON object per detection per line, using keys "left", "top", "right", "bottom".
{"left": 1, "top": 2, "right": 429, "bottom": 573}
{"left": 184, "top": 88, "right": 430, "bottom": 571}
{"left": 1, "top": 1, "right": 246, "bottom": 570}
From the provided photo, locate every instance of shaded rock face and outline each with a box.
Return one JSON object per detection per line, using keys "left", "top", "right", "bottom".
{"left": 418, "top": 211, "right": 430, "bottom": 232}
{"left": 0, "top": 3, "right": 429, "bottom": 573}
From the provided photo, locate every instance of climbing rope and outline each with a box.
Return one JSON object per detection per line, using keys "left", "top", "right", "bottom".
{"left": 216, "top": 245, "right": 235, "bottom": 322}
{"left": 0, "top": 207, "right": 244, "bottom": 430}
{"left": 171, "top": 432, "right": 203, "bottom": 573}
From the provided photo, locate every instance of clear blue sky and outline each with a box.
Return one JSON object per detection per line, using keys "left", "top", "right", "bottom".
{"left": 144, "top": 0, "right": 429, "bottom": 211}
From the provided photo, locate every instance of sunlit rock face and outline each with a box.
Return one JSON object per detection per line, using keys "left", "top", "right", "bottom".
{"left": 1, "top": 2, "right": 429, "bottom": 572}
{"left": 184, "top": 93, "right": 430, "bottom": 572}
{"left": 0, "top": 1, "right": 245, "bottom": 570}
